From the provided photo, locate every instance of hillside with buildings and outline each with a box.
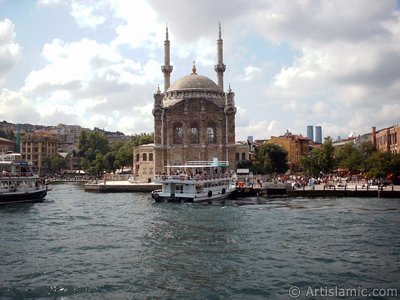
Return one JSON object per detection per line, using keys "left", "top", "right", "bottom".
{"left": 1, "top": 119, "right": 399, "bottom": 178}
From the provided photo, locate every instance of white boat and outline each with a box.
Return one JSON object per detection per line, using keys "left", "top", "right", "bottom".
{"left": 0, "top": 153, "right": 50, "bottom": 205}
{"left": 151, "top": 158, "right": 236, "bottom": 203}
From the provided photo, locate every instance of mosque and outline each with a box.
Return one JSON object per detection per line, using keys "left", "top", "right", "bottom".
{"left": 134, "top": 25, "right": 247, "bottom": 181}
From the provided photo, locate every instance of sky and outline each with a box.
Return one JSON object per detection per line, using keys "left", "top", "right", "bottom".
{"left": 0, "top": 0, "right": 399, "bottom": 141}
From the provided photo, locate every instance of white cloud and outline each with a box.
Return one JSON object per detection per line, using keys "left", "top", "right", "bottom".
{"left": 18, "top": 36, "right": 162, "bottom": 133}
{"left": 0, "top": 19, "right": 20, "bottom": 82}
{"left": 236, "top": 119, "right": 284, "bottom": 141}
{"left": 253, "top": 1, "right": 400, "bottom": 139}
{"left": 3, "top": 0, "right": 400, "bottom": 142}
{"left": 237, "top": 65, "right": 262, "bottom": 82}
{"left": 0, "top": 89, "right": 41, "bottom": 123}
{"left": 71, "top": 1, "right": 107, "bottom": 28}
{"left": 111, "top": 0, "right": 160, "bottom": 49}
{"left": 37, "top": 0, "right": 64, "bottom": 5}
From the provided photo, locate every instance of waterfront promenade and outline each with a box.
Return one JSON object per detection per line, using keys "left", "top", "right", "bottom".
{"left": 84, "top": 180, "right": 161, "bottom": 193}
{"left": 287, "top": 182, "right": 400, "bottom": 198}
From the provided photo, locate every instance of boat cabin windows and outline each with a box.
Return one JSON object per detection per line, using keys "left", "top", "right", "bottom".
{"left": 175, "top": 184, "right": 184, "bottom": 193}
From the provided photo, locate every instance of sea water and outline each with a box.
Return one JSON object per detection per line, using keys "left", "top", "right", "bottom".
{"left": 0, "top": 183, "right": 399, "bottom": 299}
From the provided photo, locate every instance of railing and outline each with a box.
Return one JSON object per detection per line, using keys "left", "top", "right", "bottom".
{"left": 154, "top": 173, "right": 231, "bottom": 182}
{"left": 0, "top": 172, "right": 38, "bottom": 178}
{"left": 184, "top": 160, "right": 229, "bottom": 167}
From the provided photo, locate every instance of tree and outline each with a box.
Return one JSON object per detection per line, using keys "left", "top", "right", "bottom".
{"left": 50, "top": 156, "right": 67, "bottom": 174}
{"left": 78, "top": 130, "right": 110, "bottom": 175}
{"left": 301, "top": 137, "right": 335, "bottom": 176}
{"left": 131, "top": 133, "right": 154, "bottom": 147}
{"left": 389, "top": 153, "right": 400, "bottom": 183}
{"left": 365, "top": 151, "right": 391, "bottom": 178}
{"left": 113, "top": 141, "right": 133, "bottom": 171}
{"left": 300, "top": 150, "right": 320, "bottom": 177}
{"left": 335, "top": 143, "right": 363, "bottom": 171}
{"left": 254, "top": 143, "right": 289, "bottom": 174}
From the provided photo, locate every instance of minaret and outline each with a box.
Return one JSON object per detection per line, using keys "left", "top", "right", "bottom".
{"left": 214, "top": 22, "right": 226, "bottom": 91}
{"left": 161, "top": 25, "right": 173, "bottom": 92}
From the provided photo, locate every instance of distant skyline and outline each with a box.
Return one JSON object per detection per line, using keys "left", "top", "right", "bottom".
{"left": 0, "top": 0, "right": 399, "bottom": 141}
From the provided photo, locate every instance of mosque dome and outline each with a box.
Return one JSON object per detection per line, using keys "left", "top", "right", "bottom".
{"left": 161, "top": 63, "right": 225, "bottom": 108}
{"left": 167, "top": 73, "right": 219, "bottom": 92}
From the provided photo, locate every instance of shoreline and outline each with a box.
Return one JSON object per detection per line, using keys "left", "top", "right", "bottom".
{"left": 82, "top": 180, "right": 400, "bottom": 198}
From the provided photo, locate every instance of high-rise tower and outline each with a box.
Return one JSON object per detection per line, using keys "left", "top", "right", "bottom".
{"left": 161, "top": 25, "right": 173, "bottom": 92}
{"left": 315, "top": 126, "right": 322, "bottom": 144}
{"left": 214, "top": 22, "right": 226, "bottom": 91}
{"left": 307, "top": 125, "right": 314, "bottom": 142}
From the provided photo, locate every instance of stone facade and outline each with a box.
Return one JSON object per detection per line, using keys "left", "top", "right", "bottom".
{"left": 20, "top": 131, "right": 58, "bottom": 175}
{"left": 152, "top": 25, "right": 237, "bottom": 175}
{"left": 267, "top": 131, "right": 310, "bottom": 171}
{"left": 133, "top": 144, "right": 155, "bottom": 183}
{"left": 372, "top": 125, "right": 400, "bottom": 154}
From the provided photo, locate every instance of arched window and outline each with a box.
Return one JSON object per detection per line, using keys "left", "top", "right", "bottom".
{"left": 143, "top": 153, "right": 147, "bottom": 161}
{"left": 173, "top": 123, "right": 183, "bottom": 144}
{"left": 207, "top": 125, "right": 216, "bottom": 144}
{"left": 190, "top": 123, "right": 199, "bottom": 144}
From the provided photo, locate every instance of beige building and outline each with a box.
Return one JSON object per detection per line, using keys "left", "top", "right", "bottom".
{"left": 133, "top": 144, "right": 155, "bottom": 183}
{"left": 236, "top": 142, "right": 251, "bottom": 163}
{"left": 266, "top": 131, "right": 310, "bottom": 171}
{"left": 152, "top": 25, "right": 237, "bottom": 174}
{"left": 372, "top": 125, "right": 399, "bottom": 154}
{"left": 20, "top": 131, "right": 58, "bottom": 175}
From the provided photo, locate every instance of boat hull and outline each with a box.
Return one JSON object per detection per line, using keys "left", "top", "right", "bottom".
{"left": 151, "top": 190, "right": 232, "bottom": 204}
{"left": 0, "top": 189, "right": 48, "bottom": 205}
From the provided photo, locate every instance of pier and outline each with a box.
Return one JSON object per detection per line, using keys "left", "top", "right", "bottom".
{"left": 84, "top": 180, "right": 161, "bottom": 193}
{"left": 287, "top": 185, "right": 400, "bottom": 198}
{"left": 251, "top": 184, "right": 400, "bottom": 198}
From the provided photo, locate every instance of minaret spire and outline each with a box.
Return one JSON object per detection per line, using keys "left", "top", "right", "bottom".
{"left": 214, "top": 21, "right": 226, "bottom": 91}
{"left": 161, "top": 24, "right": 173, "bottom": 92}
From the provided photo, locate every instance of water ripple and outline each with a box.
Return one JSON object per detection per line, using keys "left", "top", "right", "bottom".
{"left": 0, "top": 183, "right": 399, "bottom": 299}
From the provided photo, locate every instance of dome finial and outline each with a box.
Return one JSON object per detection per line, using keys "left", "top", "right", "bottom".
{"left": 191, "top": 60, "right": 197, "bottom": 75}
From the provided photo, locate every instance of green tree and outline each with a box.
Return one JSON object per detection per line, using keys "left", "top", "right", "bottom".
{"left": 78, "top": 130, "right": 110, "bottom": 175}
{"left": 105, "top": 151, "right": 116, "bottom": 173}
{"left": 335, "top": 143, "right": 363, "bottom": 171}
{"left": 131, "top": 133, "right": 154, "bottom": 147}
{"left": 365, "top": 151, "right": 391, "bottom": 178}
{"left": 113, "top": 141, "right": 133, "bottom": 171}
{"left": 94, "top": 153, "right": 107, "bottom": 175}
{"left": 50, "top": 156, "right": 67, "bottom": 173}
{"left": 389, "top": 153, "right": 400, "bottom": 183}
{"left": 254, "top": 143, "right": 289, "bottom": 174}
{"left": 301, "top": 137, "right": 335, "bottom": 176}
{"left": 300, "top": 150, "right": 320, "bottom": 177}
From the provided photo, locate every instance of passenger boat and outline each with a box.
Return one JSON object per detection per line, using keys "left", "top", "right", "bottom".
{"left": 0, "top": 153, "right": 50, "bottom": 205}
{"left": 151, "top": 159, "right": 236, "bottom": 203}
